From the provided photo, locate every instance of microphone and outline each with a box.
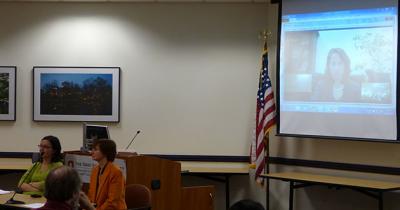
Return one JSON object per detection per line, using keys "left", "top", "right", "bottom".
{"left": 6, "top": 161, "right": 40, "bottom": 204}
{"left": 125, "top": 130, "right": 141, "bottom": 150}
{"left": 31, "top": 153, "right": 40, "bottom": 163}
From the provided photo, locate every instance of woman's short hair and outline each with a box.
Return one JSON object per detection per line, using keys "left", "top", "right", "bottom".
{"left": 93, "top": 139, "right": 117, "bottom": 162}
{"left": 41, "top": 135, "right": 63, "bottom": 163}
{"left": 229, "top": 199, "right": 265, "bottom": 210}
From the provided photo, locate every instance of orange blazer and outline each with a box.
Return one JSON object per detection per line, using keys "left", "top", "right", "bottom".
{"left": 88, "top": 162, "right": 127, "bottom": 210}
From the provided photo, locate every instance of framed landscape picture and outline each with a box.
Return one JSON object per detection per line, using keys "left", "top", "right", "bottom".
{"left": 33, "top": 67, "right": 120, "bottom": 122}
{"left": 0, "top": 66, "right": 16, "bottom": 121}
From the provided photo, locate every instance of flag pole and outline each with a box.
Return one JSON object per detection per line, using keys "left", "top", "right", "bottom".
{"left": 260, "top": 29, "right": 272, "bottom": 210}
{"left": 265, "top": 135, "right": 270, "bottom": 210}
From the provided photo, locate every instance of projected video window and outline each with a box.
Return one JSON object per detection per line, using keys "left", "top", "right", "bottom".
{"left": 278, "top": 0, "right": 398, "bottom": 141}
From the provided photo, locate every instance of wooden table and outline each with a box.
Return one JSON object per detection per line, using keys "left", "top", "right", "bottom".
{"left": 181, "top": 162, "right": 249, "bottom": 210}
{"left": 263, "top": 172, "right": 400, "bottom": 210}
{"left": 0, "top": 192, "right": 46, "bottom": 209}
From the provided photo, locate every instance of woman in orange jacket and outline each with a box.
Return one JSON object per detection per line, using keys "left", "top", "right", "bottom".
{"left": 80, "top": 139, "right": 127, "bottom": 210}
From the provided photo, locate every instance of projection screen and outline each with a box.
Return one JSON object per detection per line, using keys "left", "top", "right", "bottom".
{"left": 278, "top": 0, "right": 399, "bottom": 141}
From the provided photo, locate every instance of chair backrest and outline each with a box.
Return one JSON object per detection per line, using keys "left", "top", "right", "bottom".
{"left": 125, "top": 184, "right": 152, "bottom": 210}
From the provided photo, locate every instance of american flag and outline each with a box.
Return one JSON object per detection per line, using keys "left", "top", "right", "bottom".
{"left": 252, "top": 43, "right": 276, "bottom": 183}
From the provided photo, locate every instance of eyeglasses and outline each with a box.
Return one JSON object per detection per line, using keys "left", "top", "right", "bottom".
{"left": 37, "top": 144, "right": 52, "bottom": 149}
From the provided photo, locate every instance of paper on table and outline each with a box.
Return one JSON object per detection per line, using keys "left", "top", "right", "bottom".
{"left": 0, "top": 189, "right": 11, "bottom": 195}
{"left": 22, "top": 203, "right": 45, "bottom": 208}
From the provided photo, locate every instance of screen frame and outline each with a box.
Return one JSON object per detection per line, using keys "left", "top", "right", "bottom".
{"left": 275, "top": 0, "right": 400, "bottom": 143}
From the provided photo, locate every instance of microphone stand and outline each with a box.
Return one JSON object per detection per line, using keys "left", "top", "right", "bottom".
{"left": 125, "top": 130, "right": 141, "bottom": 150}
{"left": 6, "top": 161, "right": 40, "bottom": 204}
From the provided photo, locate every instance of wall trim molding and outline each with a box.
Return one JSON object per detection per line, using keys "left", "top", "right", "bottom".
{"left": 147, "top": 154, "right": 249, "bottom": 162}
{"left": 1, "top": 152, "right": 399, "bottom": 175}
{"left": 0, "top": 152, "right": 32, "bottom": 158}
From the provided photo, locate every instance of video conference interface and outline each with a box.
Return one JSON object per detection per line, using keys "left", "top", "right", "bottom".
{"left": 278, "top": 0, "right": 398, "bottom": 140}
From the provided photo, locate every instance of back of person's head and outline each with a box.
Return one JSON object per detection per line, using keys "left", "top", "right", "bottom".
{"left": 41, "top": 135, "right": 63, "bottom": 163}
{"left": 229, "top": 199, "right": 265, "bottom": 210}
{"left": 44, "top": 166, "right": 81, "bottom": 202}
{"left": 93, "top": 139, "right": 117, "bottom": 162}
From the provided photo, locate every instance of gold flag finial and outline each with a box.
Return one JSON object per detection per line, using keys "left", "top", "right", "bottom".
{"left": 259, "top": 30, "right": 272, "bottom": 52}
{"left": 259, "top": 30, "right": 272, "bottom": 41}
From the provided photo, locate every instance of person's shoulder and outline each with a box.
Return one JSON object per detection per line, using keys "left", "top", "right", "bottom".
{"left": 54, "top": 161, "right": 64, "bottom": 167}
{"left": 109, "top": 163, "right": 123, "bottom": 175}
{"left": 92, "top": 164, "right": 100, "bottom": 172}
{"left": 110, "top": 163, "right": 122, "bottom": 171}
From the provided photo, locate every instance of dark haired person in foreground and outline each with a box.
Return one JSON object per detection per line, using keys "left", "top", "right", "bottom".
{"left": 84, "top": 139, "right": 127, "bottom": 210}
{"left": 37, "top": 166, "right": 81, "bottom": 210}
{"left": 19, "top": 136, "right": 63, "bottom": 195}
{"left": 229, "top": 199, "right": 265, "bottom": 210}
{"left": 38, "top": 166, "right": 97, "bottom": 210}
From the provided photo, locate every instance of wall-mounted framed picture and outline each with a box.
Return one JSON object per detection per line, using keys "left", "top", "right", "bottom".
{"left": 33, "top": 67, "right": 120, "bottom": 122}
{"left": 0, "top": 66, "right": 16, "bottom": 121}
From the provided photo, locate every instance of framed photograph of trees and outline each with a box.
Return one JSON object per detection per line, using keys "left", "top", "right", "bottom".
{"left": 33, "top": 67, "right": 120, "bottom": 122}
{"left": 0, "top": 66, "right": 16, "bottom": 121}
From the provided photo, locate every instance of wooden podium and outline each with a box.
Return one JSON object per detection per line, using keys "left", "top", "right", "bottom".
{"left": 64, "top": 151, "right": 214, "bottom": 210}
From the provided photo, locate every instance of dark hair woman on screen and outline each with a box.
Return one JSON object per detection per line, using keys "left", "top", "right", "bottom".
{"left": 311, "top": 48, "right": 361, "bottom": 102}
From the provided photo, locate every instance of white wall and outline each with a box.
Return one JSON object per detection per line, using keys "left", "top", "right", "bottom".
{"left": 0, "top": 4, "right": 269, "bottom": 209}
{"left": 0, "top": 2, "right": 268, "bottom": 156}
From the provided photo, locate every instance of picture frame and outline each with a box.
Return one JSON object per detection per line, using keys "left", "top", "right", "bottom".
{"left": 33, "top": 66, "right": 120, "bottom": 122}
{"left": 0, "top": 66, "right": 16, "bottom": 121}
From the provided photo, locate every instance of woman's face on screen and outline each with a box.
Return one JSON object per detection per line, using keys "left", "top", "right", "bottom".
{"left": 328, "top": 53, "right": 345, "bottom": 82}
{"left": 91, "top": 145, "right": 105, "bottom": 162}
